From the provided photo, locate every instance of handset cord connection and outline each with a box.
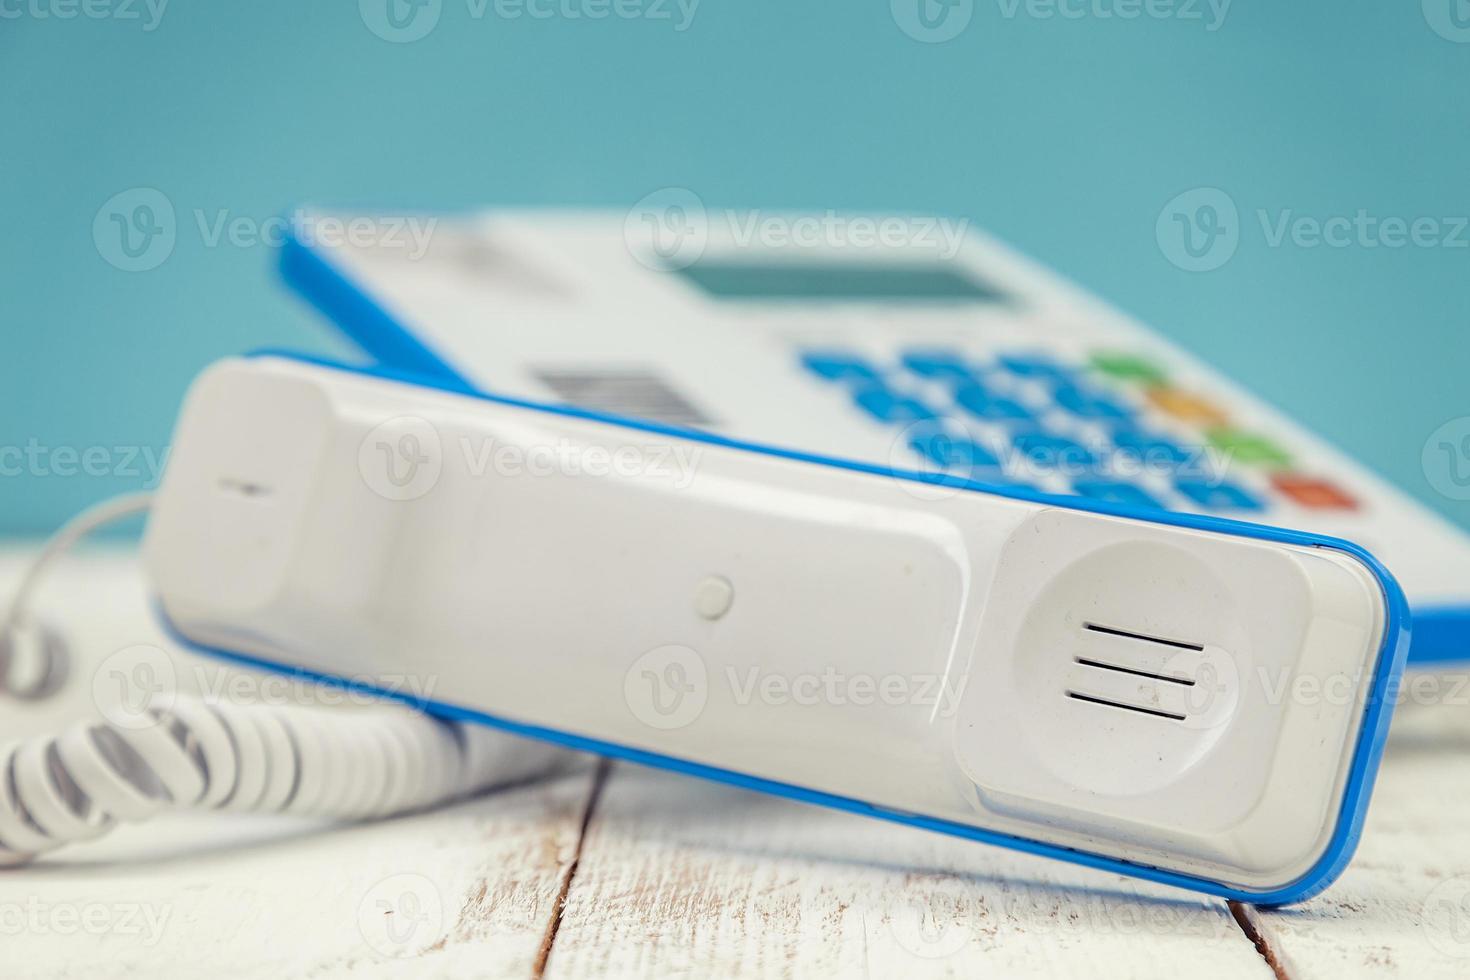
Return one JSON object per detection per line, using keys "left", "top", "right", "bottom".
{"left": 0, "top": 494, "right": 562, "bottom": 865}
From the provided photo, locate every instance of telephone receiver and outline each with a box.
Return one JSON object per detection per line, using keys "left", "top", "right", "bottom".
{"left": 142, "top": 352, "right": 1410, "bottom": 905}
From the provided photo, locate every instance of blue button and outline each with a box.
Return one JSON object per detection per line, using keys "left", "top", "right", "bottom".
{"left": 1013, "top": 432, "right": 1096, "bottom": 467}
{"left": 1110, "top": 429, "right": 1193, "bottom": 466}
{"left": 853, "top": 386, "right": 936, "bottom": 423}
{"left": 801, "top": 351, "right": 880, "bottom": 382}
{"left": 910, "top": 431, "right": 999, "bottom": 469}
{"left": 1072, "top": 480, "right": 1164, "bottom": 509}
{"left": 954, "top": 384, "right": 1035, "bottom": 423}
{"left": 997, "top": 353, "right": 1075, "bottom": 382}
{"left": 900, "top": 349, "right": 973, "bottom": 381}
{"left": 1054, "top": 384, "right": 1134, "bottom": 421}
{"left": 1175, "top": 479, "right": 1265, "bottom": 511}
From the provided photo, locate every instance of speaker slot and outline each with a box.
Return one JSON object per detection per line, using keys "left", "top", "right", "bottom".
{"left": 1074, "top": 657, "right": 1195, "bottom": 686}
{"left": 1065, "top": 691, "right": 1187, "bottom": 722}
{"left": 1082, "top": 622, "right": 1203, "bottom": 651}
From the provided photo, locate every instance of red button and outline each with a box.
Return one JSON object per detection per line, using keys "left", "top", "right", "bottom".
{"left": 1271, "top": 474, "right": 1358, "bottom": 510}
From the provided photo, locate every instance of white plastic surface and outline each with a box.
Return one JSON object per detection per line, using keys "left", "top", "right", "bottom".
{"left": 144, "top": 357, "right": 1389, "bottom": 892}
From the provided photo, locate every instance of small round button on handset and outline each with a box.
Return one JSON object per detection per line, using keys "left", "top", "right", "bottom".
{"left": 694, "top": 575, "right": 734, "bottom": 621}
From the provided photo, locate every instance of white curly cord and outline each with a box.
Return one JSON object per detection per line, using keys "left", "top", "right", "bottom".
{"left": 0, "top": 491, "right": 154, "bottom": 699}
{"left": 0, "top": 493, "right": 570, "bottom": 863}
{"left": 0, "top": 695, "right": 561, "bottom": 864}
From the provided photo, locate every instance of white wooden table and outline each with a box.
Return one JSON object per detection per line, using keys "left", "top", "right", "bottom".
{"left": 5, "top": 549, "right": 1470, "bottom": 979}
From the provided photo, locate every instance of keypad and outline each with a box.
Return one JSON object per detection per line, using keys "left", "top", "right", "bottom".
{"left": 1271, "top": 473, "right": 1359, "bottom": 510}
{"left": 954, "top": 384, "right": 1035, "bottom": 423}
{"left": 800, "top": 344, "right": 1360, "bottom": 517}
{"left": 909, "top": 430, "right": 1000, "bottom": 469}
{"left": 852, "top": 386, "right": 936, "bottom": 424}
{"left": 801, "top": 351, "right": 881, "bottom": 382}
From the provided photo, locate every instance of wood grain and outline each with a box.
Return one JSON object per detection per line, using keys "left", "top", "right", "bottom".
{"left": 1247, "top": 690, "right": 1470, "bottom": 979}
{"left": 543, "top": 763, "right": 1272, "bottom": 978}
{"left": 4, "top": 773, "right": 597, "bottom": 980}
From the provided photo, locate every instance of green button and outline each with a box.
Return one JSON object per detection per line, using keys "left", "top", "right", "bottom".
{"left": 1089, "top": 352, "right": 1167, "bottom": 384}
{"left": 1206, "top": 428, "right": 1293, "bottom": 466}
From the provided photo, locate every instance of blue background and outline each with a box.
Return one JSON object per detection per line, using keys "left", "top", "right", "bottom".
{"left": 2, "top": 1, "right": 1467, "bottom": 536}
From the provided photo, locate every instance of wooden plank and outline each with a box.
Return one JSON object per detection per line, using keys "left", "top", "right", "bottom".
{"left": 5, "top": 775, "right": 598, "bottom": 980}
{"left": 0, "top": 549, "right": 596, "bottom": 979}
{"left": 543, "top": 763, "right": 1274, "bottom": 979}
{"left": 1246, "top": 688, "right": 1470, "bottom": 979}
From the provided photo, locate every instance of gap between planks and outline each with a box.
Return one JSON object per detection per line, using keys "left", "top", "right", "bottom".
{"left": 1230, "top": 902, "right": 1293, "bottom": 980}
{"left": 533, "top": 756, "right": 613, "bottom": 979}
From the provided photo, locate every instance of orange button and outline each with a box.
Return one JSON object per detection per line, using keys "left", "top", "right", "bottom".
{"left": 1271, "top": 474, "right": 1359, "bottom": 510}
{"left": 1145, "top": 386, "right": 1229, "bottom": 426}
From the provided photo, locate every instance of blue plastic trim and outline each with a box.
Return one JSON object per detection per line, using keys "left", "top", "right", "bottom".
{"left": 162, "top": 348, "right": 1412, "bottom": 906}
{"left": 278, "top": 230, "right": 474, "bottom": 389}
{"left": 1404, "top": 606, "right": 1470, "bottom": 665}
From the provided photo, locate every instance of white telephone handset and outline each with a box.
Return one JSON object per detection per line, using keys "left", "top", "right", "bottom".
{"left": 140, "top": 354, "right": 1408, "bottom": 904}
